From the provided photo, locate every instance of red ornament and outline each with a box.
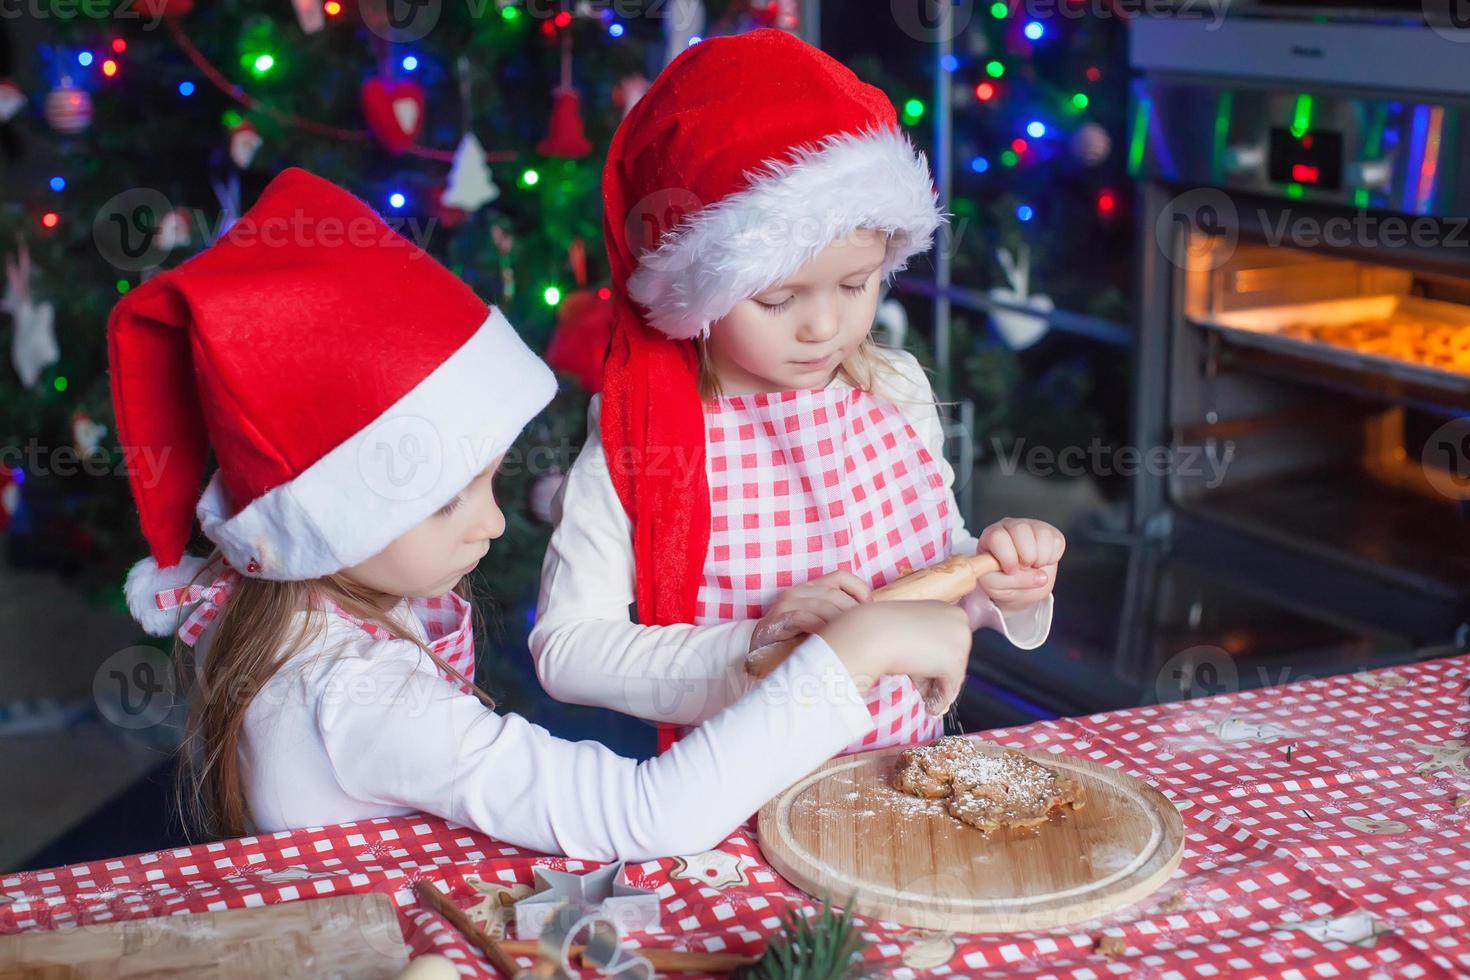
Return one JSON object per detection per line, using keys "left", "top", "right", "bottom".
{"left": 546, "top": 288, "right": 614, "bottom": 393}
{"left": 44, "top": 81, "right": 92, "bottom": 134}
{"left": 536, "top": 88, "right": 592, "bottom": 159}
{"left": 0, "top": 464, "right": 18, "bottom": 533}
{"left": 360, "top": 78, "right": 426, "bottom": 155}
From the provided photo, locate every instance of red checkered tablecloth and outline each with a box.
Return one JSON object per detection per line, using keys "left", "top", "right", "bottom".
{"left": 4, "top": 656, "right": 1467, "bottom": 978}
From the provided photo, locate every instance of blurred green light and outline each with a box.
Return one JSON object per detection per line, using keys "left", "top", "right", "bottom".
{"left": 985, "top": 60, "right": 1005, "bottom": 78}
{"left": 543, "top": 286, "right": 562, "bottom": 306}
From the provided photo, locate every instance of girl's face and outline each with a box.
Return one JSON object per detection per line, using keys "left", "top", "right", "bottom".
{"left": 343, "top": 456, "right": 506, "bottom": 602}
{"left": 705, "top": 229, "right": 889, "bottom": 396}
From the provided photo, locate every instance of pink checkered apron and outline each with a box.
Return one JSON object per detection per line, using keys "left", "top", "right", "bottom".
{"left": 695, "top": 386, "right": 953, "bottom": 753}
{"left": 154, "top": 563, "right": 477, "bottom": 692}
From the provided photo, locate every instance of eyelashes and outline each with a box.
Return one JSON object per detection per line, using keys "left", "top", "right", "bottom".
{"left": 756, "top": 281, "right": 871, "bottom": 315}
{"left": 436, "top": 495, "right": 464, "bottom": 518}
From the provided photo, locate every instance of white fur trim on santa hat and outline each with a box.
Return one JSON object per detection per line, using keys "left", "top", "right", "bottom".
{"left": 125, "top": 554, "right": 212, "bottom": 637}
{"left": 627, "top": 126, "right": 944, "bottom": 340}
{"left": 194, "top": 307, "right": 557, "bottom": 582}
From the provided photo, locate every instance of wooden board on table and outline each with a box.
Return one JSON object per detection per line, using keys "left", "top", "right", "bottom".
{"left": 758, "top": 744, "right": 1184, "bottom": 933}
{"left": 0, "top": 892, "right": 409, "bottom": 979}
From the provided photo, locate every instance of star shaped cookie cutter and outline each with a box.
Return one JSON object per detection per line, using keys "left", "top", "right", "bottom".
{"left": 513, "top": 861, "right": 661, "bottom": 941}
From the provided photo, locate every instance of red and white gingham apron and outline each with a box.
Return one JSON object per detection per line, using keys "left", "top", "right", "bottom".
{"left": 155, "top": 565, "right": 477, "bottom": 692}
{"left": 695, "top": 385, "right": 953, "bottom": 753}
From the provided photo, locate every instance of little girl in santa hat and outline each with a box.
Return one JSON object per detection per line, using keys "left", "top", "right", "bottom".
{"left": 531, "top": 29, "right": 1065, "bottom": 754}
{"left": 110, "top": 167, "right": 972, "bottom": 857}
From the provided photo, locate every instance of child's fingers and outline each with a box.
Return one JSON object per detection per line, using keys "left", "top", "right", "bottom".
{"left": 984, "top": 526, "right": 1019, "bottom": 573}
{"left": 800, "top": 586, "right": 861, "bottom": 614}
{"left": 980, "top": 567, "right": 1050, "bottom": 594}
{"left": 811, "top": 570, "right": 871, "bottom": 604}
{"left": 1028, "top": 524, "right": 1064, "bottom": 566}
{"left": 782, "top": 595, "right": 849, "bottom": 625}
{"left": 1045, "top": 530, "right": 1067, "bottom": 566}
{"left": 915, "top": 657, "right": 966, "bottom": 716}
{"left": 917, "top": 678, "right": 949, "bottom": 717}
{"left": 754, "top": 610, "right": 826, "bottom": 647}
{"left": 1006, "top": 520, "right": 1039, "bottom": 567}
{"left": 779, "top": 610, "right": 828, "bottom": 639}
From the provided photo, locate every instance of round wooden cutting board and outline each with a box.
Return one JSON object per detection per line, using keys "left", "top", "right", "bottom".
{"left": 757, "top": 744, "right": 1185, "bottom": 933}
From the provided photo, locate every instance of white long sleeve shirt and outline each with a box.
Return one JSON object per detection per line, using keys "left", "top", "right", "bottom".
{"left": 530, "top": 348, "right": 1054, "bottom": 728}
{"left": 204, "top": 609, "right": 875, "bottom": 861}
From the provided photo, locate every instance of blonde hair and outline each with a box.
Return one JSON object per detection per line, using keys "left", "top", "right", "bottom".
{"left": 172, "top": 553, "right": 494, "bottom": 840}
{"left": 696, "top": 335, "right": 902, "bottom": 401}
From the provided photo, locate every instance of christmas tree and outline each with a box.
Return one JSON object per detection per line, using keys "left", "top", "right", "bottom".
{"left": 824, "top": 3, "right": 1133, "bottom": 487}
{"left": 0, "top": 1, "right": 808, "bottom": 729}
{"left": 1, "top": 1, "right": 1136, "bottom": 645}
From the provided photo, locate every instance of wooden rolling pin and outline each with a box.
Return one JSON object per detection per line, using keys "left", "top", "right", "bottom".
{"left": 744, "top": 551, "right": 1002, "bottom": 679}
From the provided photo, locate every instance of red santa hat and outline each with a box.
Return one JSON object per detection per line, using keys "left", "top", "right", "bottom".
{"left": 600, "top": 31, "right": 942, "bottom": 637}
{"left": 110, "top": 168, "right": 556, "bottom": 635}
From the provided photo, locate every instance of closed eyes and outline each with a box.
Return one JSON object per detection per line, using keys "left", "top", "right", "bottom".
{"left": 755, "top": 279, "right": 871, "bottom": 315}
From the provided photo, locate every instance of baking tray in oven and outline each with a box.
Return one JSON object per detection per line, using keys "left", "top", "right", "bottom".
{"left": 1194, "top": 296, "right": 1470, "bottom": 393}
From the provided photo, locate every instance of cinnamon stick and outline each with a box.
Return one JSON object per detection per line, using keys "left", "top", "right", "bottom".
{"left": 413, "top": 880, "right": 523, "bottom": 978}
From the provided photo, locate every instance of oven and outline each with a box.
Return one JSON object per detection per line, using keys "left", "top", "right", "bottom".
{"left": 957, "top": 11, "right": 1470, "bottom": 728}
{"left": 1133, "top": 16, "right": 1470, "bottom": 634}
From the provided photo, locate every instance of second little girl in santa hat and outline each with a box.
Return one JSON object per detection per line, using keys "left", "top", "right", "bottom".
{"left": 531, "top": 30, "right": 1065, "bottom": 754}
{"left": 109, "top": 167, "right": 971, "bottom": 858}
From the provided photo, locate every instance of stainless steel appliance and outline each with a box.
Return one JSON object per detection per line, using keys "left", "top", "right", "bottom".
{"left": 959, "top": 10, "right": 1469, "bottom": 727}
{"left": 1132, "top": 10, "right": 1470, "bottom": 613}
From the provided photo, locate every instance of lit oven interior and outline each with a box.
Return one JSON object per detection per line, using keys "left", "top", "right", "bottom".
{"left": 1183, "top": 235, "right": 1470, "bottom": 387}
{"left": 1170, "top": 231, "right": 1470, "bottom": 593}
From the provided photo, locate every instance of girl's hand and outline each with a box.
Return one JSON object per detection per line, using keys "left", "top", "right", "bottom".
{"left": 820, "top": 601, "right": 972, "bottom": 716}
{"left": 973, "top": 518, "right": 1065, "bottom": 615}
{"left": 750, "top": 569, "right": 871, "bottom": 652}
